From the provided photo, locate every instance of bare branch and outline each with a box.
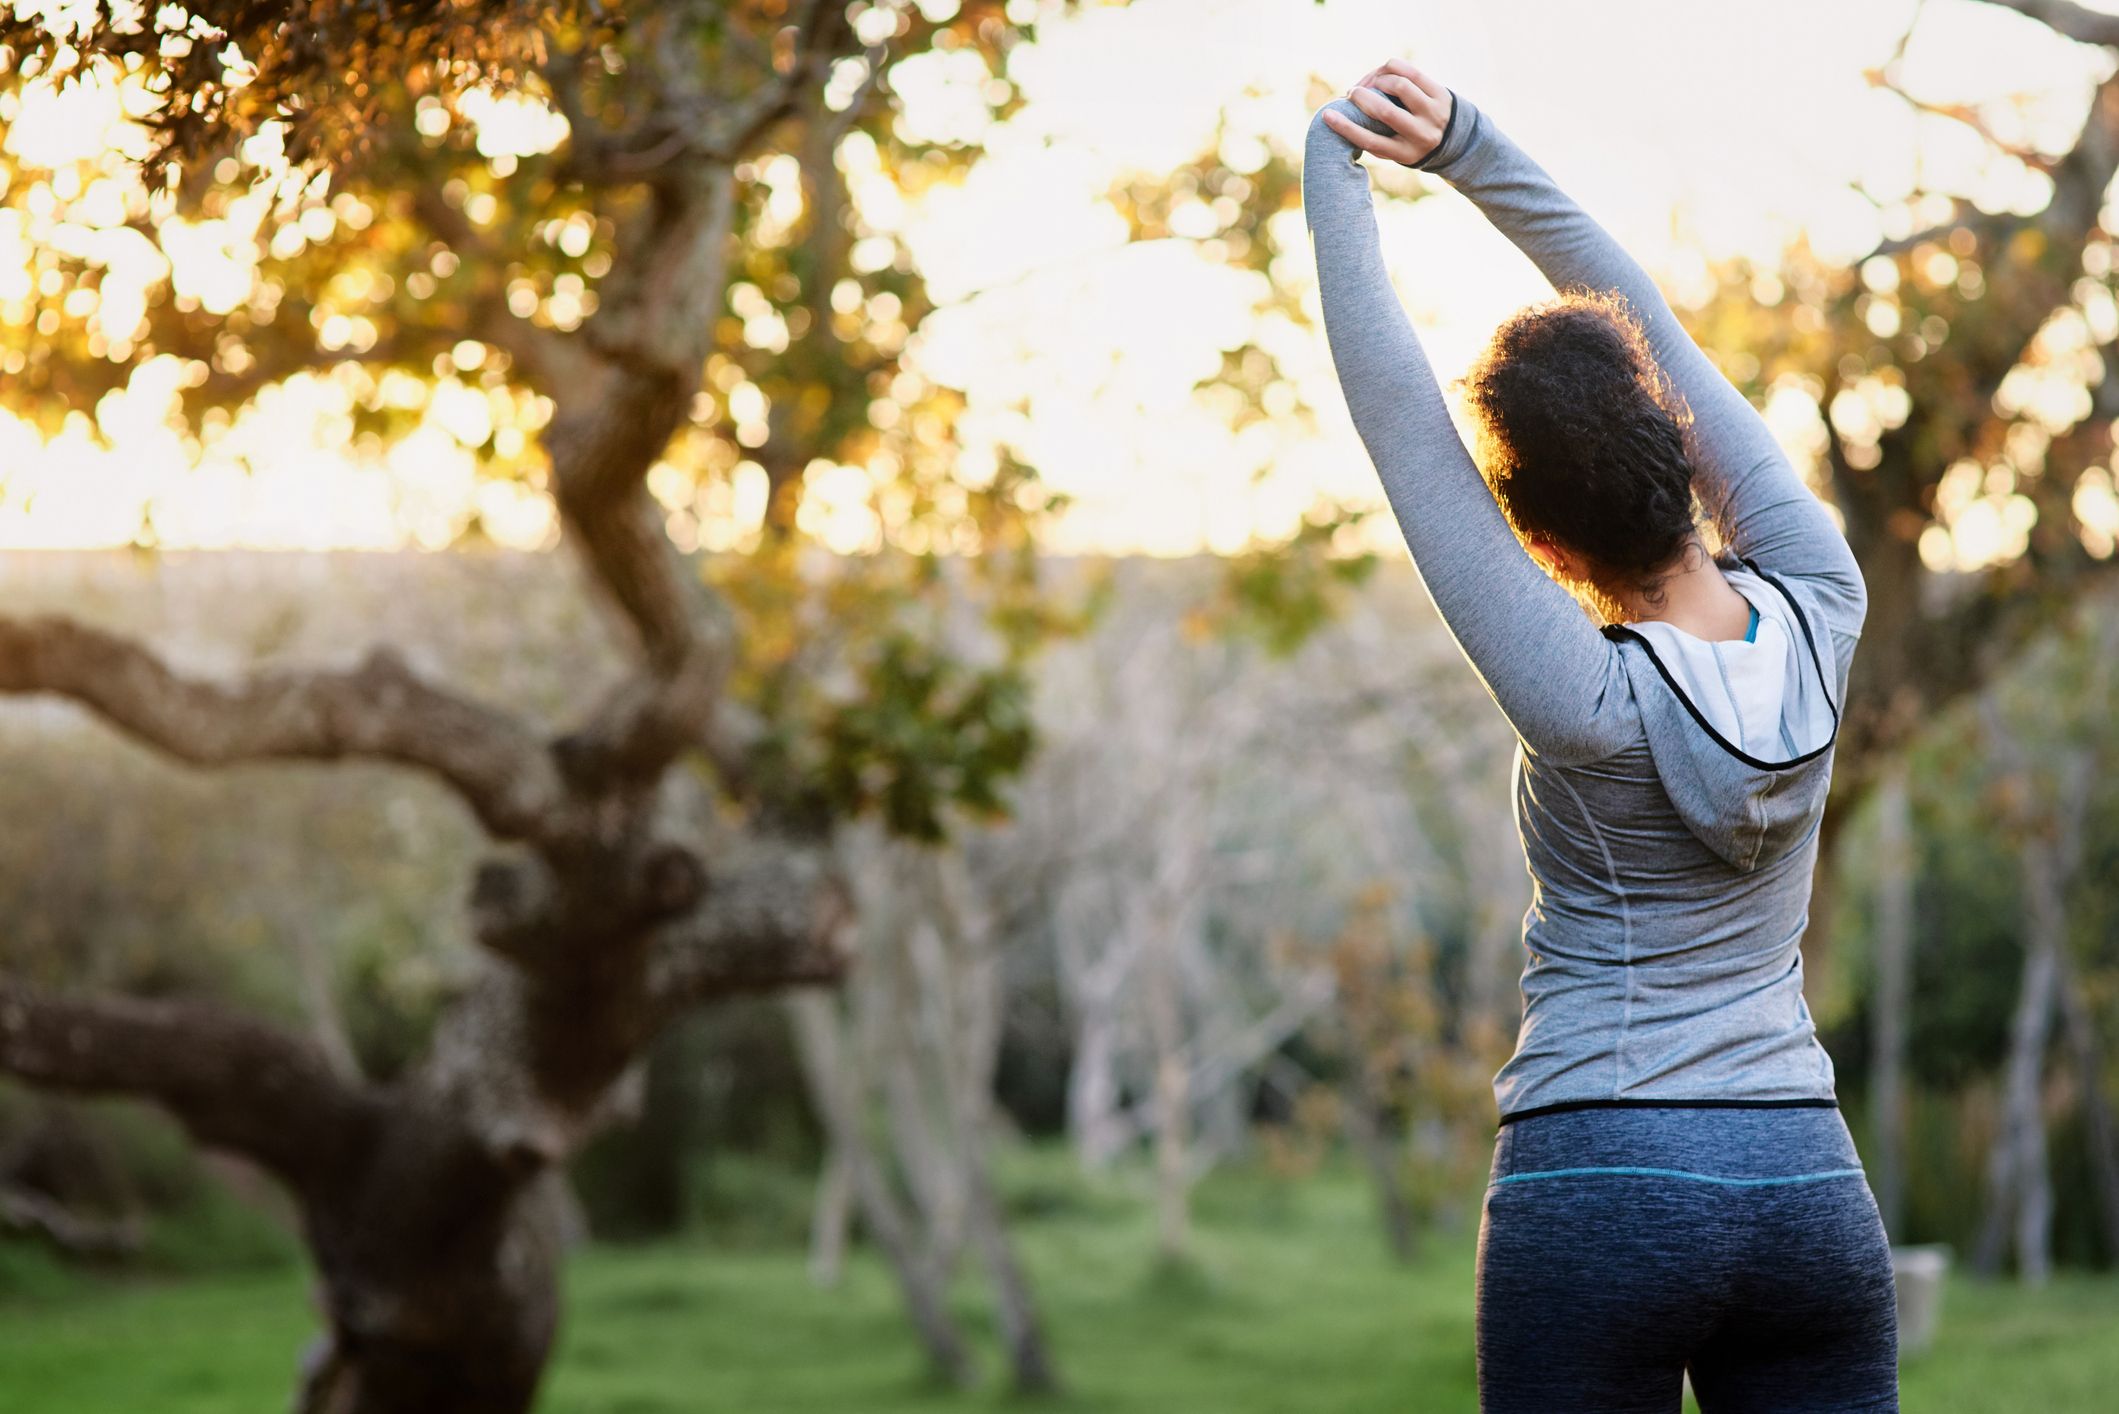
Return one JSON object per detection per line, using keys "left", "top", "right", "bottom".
{"left": 0, "top": 1183, "right": 143, "bottom": 1260}
{"left": 697, "top": 0, "right": 858, "bottom": 163}
{"left": 1866, "top": 69, "right": 2054, "bottom": 168}
{"left": 0, "top": 616, "right": 568, "bottom": 844}
{"left": 544, "top": 3, "right": 860, "bottom": 185}
{"left": 557, "top": 476, "right": 711, "bottom": 668}
{"left": 556, "top": 635, "right": 728, "bottom": 790}
{"left": 546, "top": 78, "right": 704, "bottom": 184}
{"left": 648, "top": 832, "right": 853, "bottom": 1015}
{"left": 542, "top": 176, "right": 738, "bottom": 669}
{"left": 0, "top": 977, "right": 375, "bottom": 1193}
{"left": 1869, "top": 206, "right": 2033, "bottom": 257}
{"left": 1970, "top": 0, "right": 2119, "bottom": 47}
{"left": 822, "top": 42, "right": 892, "bottom": 148}
{"left": 1867, "top": 53, "right": 2119, "bottom": 262}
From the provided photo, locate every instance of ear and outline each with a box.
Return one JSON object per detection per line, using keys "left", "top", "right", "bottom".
{"left": 1526, "top": 536, "right": 1569, "bottom": 578}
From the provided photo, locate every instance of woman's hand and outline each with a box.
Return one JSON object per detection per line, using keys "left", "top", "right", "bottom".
{"left": 1321, "top": 59, "right": 1454, "bottom": 167}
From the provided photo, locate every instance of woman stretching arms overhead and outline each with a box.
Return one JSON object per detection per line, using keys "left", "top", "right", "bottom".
{"left": 1304, "top": 60, "right": 1898, "bottom": 1413}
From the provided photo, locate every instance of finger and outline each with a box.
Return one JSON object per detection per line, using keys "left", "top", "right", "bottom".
{"left": 1346, "top": 84, "right": 1418, "bottom": 138}
{"left": 1372, "top": 72, "right": 1443, "bottom": 122}
{"left": 1380, "top": 59, "right": 1449, "bottom": 108}
{"left": 1323, "top": 107, "right": 1416, "bottom": 162}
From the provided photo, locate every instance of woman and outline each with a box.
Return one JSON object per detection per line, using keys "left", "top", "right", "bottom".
{"left": 1304, "top": 61, "right": 1898, "bottom": 1412}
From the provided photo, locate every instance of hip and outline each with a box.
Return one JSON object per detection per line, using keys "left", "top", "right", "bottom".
{"left": 1488, "top": 1101, "right": 1863, "bottom": 1183}
{"left": 1476, "top": 1105, "right": 1899, "bottom": 1410}
{"left": 1479, "top": 1104, "right": 1893, "bottom": 1318}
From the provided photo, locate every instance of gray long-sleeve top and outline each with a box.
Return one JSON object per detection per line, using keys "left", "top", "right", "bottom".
{"left": 1303, "top": 91, "right": 1869, "bottom": 1120}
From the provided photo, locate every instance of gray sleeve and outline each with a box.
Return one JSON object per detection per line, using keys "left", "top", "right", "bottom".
{"left": 1415, "top": 92, "right": 1868, "bottom": 648}
{"left": 1303, "top": 97, "right": 1637, "bottom": 765}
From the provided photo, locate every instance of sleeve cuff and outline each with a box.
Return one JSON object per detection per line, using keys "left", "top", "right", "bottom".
{"left": 1309, "top": 88, "right": 1481, "bottom": 174}
{"left": 1412, "top": 90, "right": 1480, "bottom": 173}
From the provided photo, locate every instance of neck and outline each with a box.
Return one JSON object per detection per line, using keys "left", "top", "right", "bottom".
{"left": 1601, "top": 540, "right": 1753, "bottom": 639}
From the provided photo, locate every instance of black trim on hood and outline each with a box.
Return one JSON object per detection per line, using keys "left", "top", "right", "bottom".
{"left": 1598, "top": 556, "right": 1842, "bottom": 773}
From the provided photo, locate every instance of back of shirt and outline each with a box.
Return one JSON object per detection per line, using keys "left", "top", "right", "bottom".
{"left": 1497, "top": 557, "right": 1850, "bottom": 1118}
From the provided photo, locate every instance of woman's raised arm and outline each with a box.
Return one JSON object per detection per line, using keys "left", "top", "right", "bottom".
{"left": 1340, "top": 62, "right": 1866, "bottom": 646}
{"left": 1303, "top": 90, "right": 1634, "bottom": 765}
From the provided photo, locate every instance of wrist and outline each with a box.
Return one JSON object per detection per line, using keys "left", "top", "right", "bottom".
{"left": 1411, "top": 90, "right": 1479, "bottom": 174}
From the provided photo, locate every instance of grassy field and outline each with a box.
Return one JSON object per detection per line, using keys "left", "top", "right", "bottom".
{"left": 2, "top": 1160, "right": 2116, "bottom": 1412}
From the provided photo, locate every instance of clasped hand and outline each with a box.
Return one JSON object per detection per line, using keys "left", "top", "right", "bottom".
{"left": 1321, "top": 59, "right": 1454, "bottom": 167}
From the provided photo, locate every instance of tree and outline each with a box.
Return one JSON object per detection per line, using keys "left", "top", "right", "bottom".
{"left": 1672, "top": 0, "right": 2119, "bottom": 1203}
{"left": 1685, "top": 0, "right": 2119, "bottom": 893}
{"left": 1970, "top": 606, "right": 2117, "bottom": 1282}
{"left": 0, "top": 4, "right": 1070, "bottom": 1411}
{"left": 1868, "top": 757, "right": 1915, "bottom": 1237}
{"left": 793, "top": 818, "right": 1056, "bottom": 1392}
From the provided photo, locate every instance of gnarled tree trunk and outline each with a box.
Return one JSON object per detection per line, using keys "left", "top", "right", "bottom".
{"left": 0, "top": 12, "right": 866, "bottom": 1411}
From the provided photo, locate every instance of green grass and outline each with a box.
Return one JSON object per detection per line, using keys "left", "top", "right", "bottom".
{"left": 1, "top": 1159, "right": 2116, "bottom": 1412}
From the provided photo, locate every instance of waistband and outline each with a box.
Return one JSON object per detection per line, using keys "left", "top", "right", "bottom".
{"left": 1496, "top": 1096, "right": 1839, "bottom": 1127}
{"left": 1488, "top": 1103, "right": 1865, "bottom": 1187}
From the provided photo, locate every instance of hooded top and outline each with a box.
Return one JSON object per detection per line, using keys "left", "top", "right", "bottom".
{"left": 1304, "top": 86, "right": 1868, "bottom": 1121}
{"left": 1610, "top": 560, "right": 1844, "bottom": 871}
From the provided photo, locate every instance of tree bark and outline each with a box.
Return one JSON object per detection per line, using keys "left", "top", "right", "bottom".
{"left": 806, "top": 1143, "right": 855, "bottom": 1287}
{"left": 927, "top": 849, "right": 1060, "bottom": 1394}
{"left": 960, "top": 1149, "right": 1059, "bottom": 1394}
{"left": 1870, "top": 759, "right": 1914, "bottom": 1238}
{"left": 0, "top": 1182, "right": 142, "bottom": 1260}
{"left": 1343, "top": 1068, "right": 1417, "bottom": 1264}
{"left": 2055, "top": 947, "right": 2119, "bottom": 1261}
{"left": 295, "top": 1153, "right": 572, "bottom": 1414}
{"left": 785, "top": 991, "right": 978, "bottom": 1389}
{"left": 1062, "top": 946, "right": 1134, "bottom": 1171}
{"left": 0, "top": 14, "right": 876, "bottom": 1413}
{"left": 1972, "top": 788, "right": 2064, "bottom": 1282}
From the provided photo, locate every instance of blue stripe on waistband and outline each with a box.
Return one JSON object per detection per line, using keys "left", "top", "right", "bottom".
{"left": 1492, "top": 1165, "right": 1866, "bottom": 1189}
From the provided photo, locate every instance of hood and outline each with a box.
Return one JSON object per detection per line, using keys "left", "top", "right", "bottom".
{"left": 1601, "top": 557, "right": 1843, "bottom": 873}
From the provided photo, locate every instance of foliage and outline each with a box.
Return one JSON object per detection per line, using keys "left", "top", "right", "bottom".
{"left": 0, "top": 0, "right": 1092, "bottom": 843}
{"left": 1206, "top": 507, "right": 1378, "bottom": 657}
{"left": 1111, "top": 97, "right": 1383, "bottom": 657}
{"left": 1273, "top": 886, "right": 1504, "bottom": 1227}
{"left": 1688, "top": 221, "right": 2107, "bottom": 580}
{"left": 0, "top": 1, "right": 607, "bottom": 184}
{"left": 1683, "top": 210, "right": 2119, "bottom": 776}
{"left": 570, "top": 1001, "right": 819, "bottom": 1242}
{"left": 1819, "top": 593, "right": 2119, "bottom": 1261}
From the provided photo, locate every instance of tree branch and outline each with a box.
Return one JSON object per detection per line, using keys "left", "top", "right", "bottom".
{"left": 0, "top": 1183, "right": 143, "bottom": 1261}
{"left": 0, "top": 977, "right": 375, "bottom": 1194}
{"left": 555, "top": 631, "right": 729, "bottom": 791}
{"left": 682, "top": 0, "right": 857, "bottom": 163}
{"left": 1867, "top": 74, "right": 2055, "bottom": 170}
{"left": 647, "top": 831, "right": 852, "bottom": 1016}
{"left": 1868, "top": 47, "right": 2119, "bottom": 262}
{"left": 0, "top": 617, "right": 568, "bottom": 845}
{"left": 545, "top": 2, "right": 857, "bottom": 186}
{"left": 541, "top": 174, "right": 738, "bottom": 671}
{"left": 1971, "top": 0, "right": 2119, "bottom": 47}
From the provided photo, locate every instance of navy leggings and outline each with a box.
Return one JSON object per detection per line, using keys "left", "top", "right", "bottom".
{"left": 1476, "top": 1105, "right": 1899, "bottom": 1412}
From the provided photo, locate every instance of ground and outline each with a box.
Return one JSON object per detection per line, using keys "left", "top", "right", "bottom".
{"left": 1, "top": 1159, "right": 2114, "bottom": 1412}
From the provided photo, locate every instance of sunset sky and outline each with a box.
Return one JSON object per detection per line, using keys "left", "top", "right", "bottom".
{"left": 0, "top": 0, "right": 2106, "bottom": 560}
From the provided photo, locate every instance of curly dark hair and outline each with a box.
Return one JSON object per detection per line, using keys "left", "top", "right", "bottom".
{"left": 1461, "top": 289, "right": 1701, "bottom": 585}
